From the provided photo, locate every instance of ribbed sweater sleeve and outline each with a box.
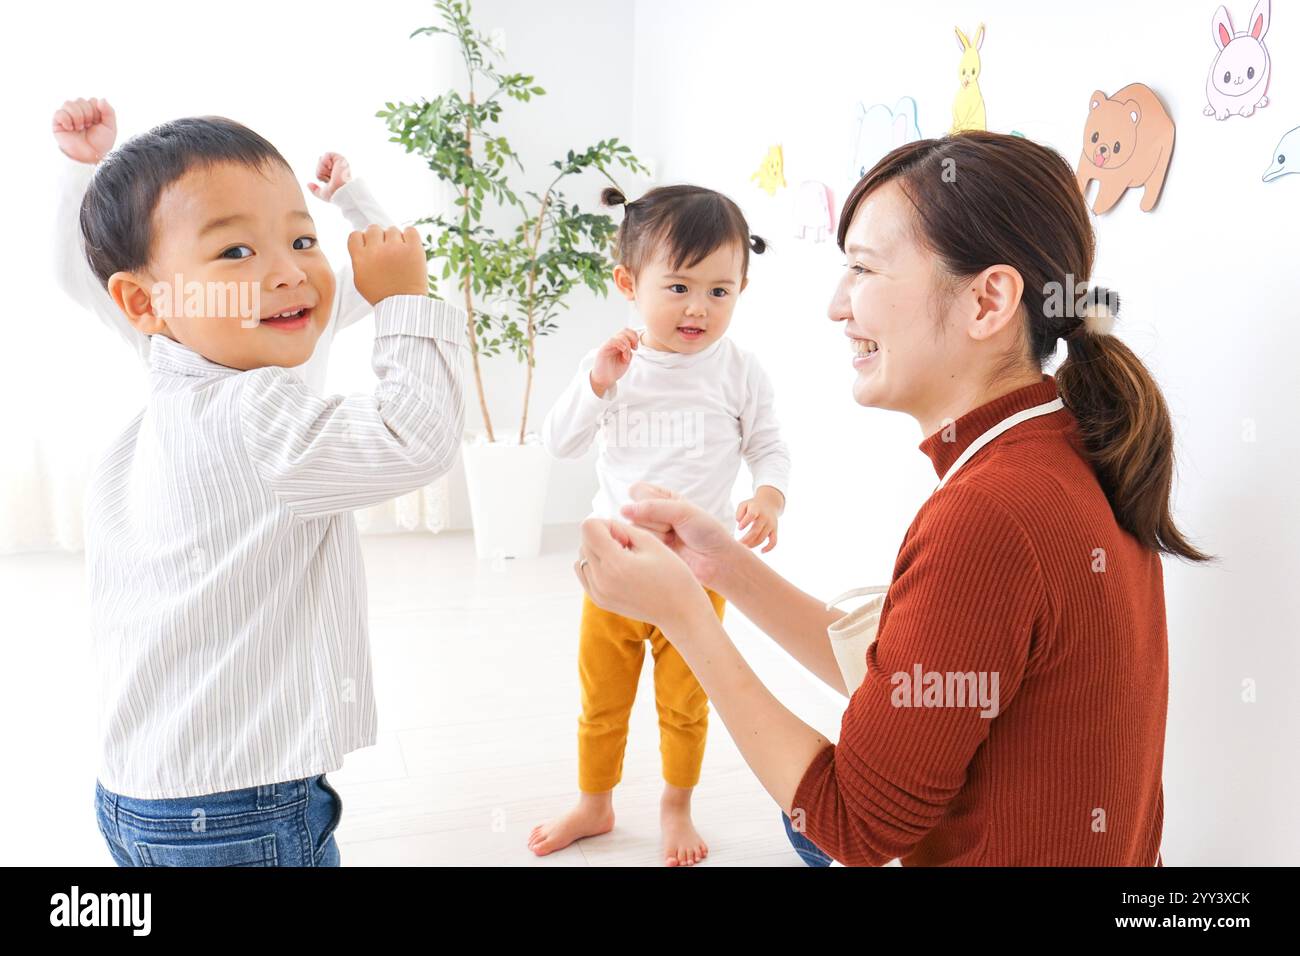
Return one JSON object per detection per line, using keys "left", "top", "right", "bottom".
{"left": 790, "top": 482, "right": 1050, "bottom": 865}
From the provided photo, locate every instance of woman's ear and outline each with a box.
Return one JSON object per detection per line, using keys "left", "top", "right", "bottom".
{"left": 612, "top": 263, "right": 636, "bottom": 301}
{"left": 967, "top": 264, "right": 1024, "bottom": 342}
{"left": 740, "top": 275, "right": 749, "bottom": 294}
{"left": 107, "top": 271, "right": 169, "bottom": 336}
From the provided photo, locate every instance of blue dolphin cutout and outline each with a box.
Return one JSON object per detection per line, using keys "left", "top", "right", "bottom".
{"left": 1263, "top": 126, "right": 1300, "bottom": 182}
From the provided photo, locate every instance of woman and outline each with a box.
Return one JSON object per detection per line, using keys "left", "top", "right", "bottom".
{"left": 574, "top": 131, "right": 1211, "bottom": 866}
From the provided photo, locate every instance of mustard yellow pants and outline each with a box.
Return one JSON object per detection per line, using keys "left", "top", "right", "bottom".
{"left": 577, "top": 588, "right": 726, "bottom": 793}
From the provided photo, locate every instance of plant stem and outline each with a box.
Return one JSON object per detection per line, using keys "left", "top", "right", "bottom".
{"left": 462, "top": 90, "right": 495, "bottom": 443}
{"left": 517, "top": 184, "right": 553, "bottom": 444}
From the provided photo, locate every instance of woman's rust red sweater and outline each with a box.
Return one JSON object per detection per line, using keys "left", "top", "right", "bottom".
{"left": 792, "top": 375, "right": 1168, "bottom": 866}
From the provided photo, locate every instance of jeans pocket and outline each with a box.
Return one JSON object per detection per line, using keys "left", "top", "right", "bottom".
{"left": 312, "top": 775, "right": 343, "bottom": 862}
{"left": 135, "top": 833, "right": 278, "bottom": 867}
{"left": 318, "top": 776, "right": 343, "bottom": 834}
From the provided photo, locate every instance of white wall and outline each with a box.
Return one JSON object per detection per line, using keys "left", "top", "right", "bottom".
{"left": 630, "top": 0, "right": 1299, "bottom": 865}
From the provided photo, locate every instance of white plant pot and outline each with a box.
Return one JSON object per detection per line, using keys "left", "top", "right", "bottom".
{"left": 461, "top": 435, "right": 552, "bottom": 560}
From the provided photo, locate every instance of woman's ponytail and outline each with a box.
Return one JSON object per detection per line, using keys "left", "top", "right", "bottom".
{"left": 1055, "top": 316, "right": 1212, "bottom": 563}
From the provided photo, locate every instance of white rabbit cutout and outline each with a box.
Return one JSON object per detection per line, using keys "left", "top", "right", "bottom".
{"left": 1204, "top": 0, "right": 1272, "bottom": 120}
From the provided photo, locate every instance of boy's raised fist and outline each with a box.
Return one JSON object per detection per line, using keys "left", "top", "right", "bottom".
{"left": 53, "top": 97, "right": 117, "bottom": 164}
{"left": 308, "top": 152, "right": 352, "bottom": 202}
{"left": 346, "top": 225, "right": 429, "bottom": 305}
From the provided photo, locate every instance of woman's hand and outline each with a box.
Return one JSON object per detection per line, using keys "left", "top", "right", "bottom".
{"left": 575, "top": 517, "right": 713, "bottom": 634}
{"left": 618, "top": 482, "right": 745, "bottom": 593}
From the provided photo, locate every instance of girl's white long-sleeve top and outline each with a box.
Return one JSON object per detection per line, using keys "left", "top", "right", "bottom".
{"left": 85, "top": 295, "right": 467, "bottom": 799}
{"left": 541, "top": 331, "right": 790, "bottom": 526}
{"left": 53, "top": 155, "right": 389, "bottom": 395}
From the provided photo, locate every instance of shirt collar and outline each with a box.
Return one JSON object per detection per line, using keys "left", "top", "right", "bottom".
{"left": 633, "top": 327, "right": 725, "bottom": 368}
{"left": 918, "top": 374, "right": 1064, "bottom": 480}
{"left": 148, "top": 333, "right": 243, "bottom": 381}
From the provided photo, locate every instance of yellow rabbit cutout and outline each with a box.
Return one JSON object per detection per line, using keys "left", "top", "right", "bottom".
{"left": 950, "top": 24, "right": 987, "bottom": 134}
{"left": 751, "top": 144, "right": 787, "bottom": 196}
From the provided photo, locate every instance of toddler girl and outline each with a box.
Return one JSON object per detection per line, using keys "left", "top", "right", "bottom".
{"left": 531, "top": 185, "right": 790, "bottom": 865}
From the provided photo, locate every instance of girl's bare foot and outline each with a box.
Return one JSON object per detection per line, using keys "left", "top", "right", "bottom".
{"left": 528, "top": 791, "right": 615, "bottom": 856}
{"left": 661, "top": 784, "right": 708, "bottom": 866}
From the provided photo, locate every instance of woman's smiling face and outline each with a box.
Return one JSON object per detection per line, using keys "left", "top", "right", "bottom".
{"left": 828, "top": 181, "right": 952, "bottom": 412}
{"left": 828, "top": 179, "right": 1036, "bottom": 437}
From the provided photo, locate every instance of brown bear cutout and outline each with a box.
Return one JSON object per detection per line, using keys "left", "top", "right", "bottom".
{"left": 1076, "top": 83, "right": 1175, "bottom": 214}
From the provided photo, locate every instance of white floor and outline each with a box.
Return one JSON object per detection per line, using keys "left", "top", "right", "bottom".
{"left": 1, "top": 524, "right": 852, "bottom": 866}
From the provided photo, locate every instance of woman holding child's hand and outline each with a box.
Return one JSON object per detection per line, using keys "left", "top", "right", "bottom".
{"left": 575, "top": 132, "right": 1203, "bottom": 867}
{"left": 574, "top": 501, "right": 711, "bottom": 630}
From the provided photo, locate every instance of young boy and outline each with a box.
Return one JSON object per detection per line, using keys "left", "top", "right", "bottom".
{"left": 72, "top": 113, "right": 466, "bottom": 866}
{"left": 53, "top": 96, "right": 386, "bottom": 395}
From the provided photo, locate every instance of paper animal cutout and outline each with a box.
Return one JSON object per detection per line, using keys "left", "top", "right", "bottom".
{"left": 1263, "top": 125, "right": 1299, "bottom": 180}
{"left": 793, "top": 181, "right": 834, "bottom": 241}
{"left": 848, "top": 97, "right": 922, "bottom": 185}
{"left": 751, "top": 145, "right": 787, "bottom": 196}
{"left": 951, "top": 24, "right": 987, "bottom": 133}
{"left": 1204, "top": 1, "right": 1272, "bottom": 120}
{"left": 1076, "top": 84, "right": 1175, "bottom": 214}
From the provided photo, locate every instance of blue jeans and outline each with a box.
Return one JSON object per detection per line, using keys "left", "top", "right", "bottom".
{"left": 782, "top": 810, "right": 833, "bottom": 866}
{"left": 95, "top": 773, "right": 343, "bottom": 867}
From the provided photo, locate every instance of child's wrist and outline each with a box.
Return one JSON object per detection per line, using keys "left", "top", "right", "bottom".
{"left": 755, "top": 485, "right": 786, "bottom": 513}
{"left": 372, "top": 290, "right": 430, "bottom": 307}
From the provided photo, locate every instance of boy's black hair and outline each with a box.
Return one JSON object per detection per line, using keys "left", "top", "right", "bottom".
{"left": 79, "top": 116, "right": 292, "bottom": 287}
{"left": 600, "top": 184, "right": 766, "bottom": 279}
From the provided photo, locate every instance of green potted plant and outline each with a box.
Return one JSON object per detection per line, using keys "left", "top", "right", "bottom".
{"left": 379, "top": 0, "right": 647, "bottom": 559}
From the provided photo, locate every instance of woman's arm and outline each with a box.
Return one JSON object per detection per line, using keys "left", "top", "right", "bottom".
{"left": 622, "top": 487, "right": 848, "bottom": 693}
{"left": 585, "top": 478, "right": 1047, "bottom": 866}
{"left": 718, "top": 545, "right": 849, "bottom": 695}
{"left": 660, "top": 604, "right": 836, "bottom": 815}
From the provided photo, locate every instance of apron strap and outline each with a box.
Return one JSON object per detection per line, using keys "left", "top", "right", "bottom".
{"left": 825, "top": 584, "right": 890, "bottom": 611}
{"left": 935, "top": 396, "right": 1065, "bottom": 490}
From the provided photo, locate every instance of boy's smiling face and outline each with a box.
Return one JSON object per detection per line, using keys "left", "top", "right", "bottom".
{"left": 108, "top": 160, "right": 335, "bottom": 371}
